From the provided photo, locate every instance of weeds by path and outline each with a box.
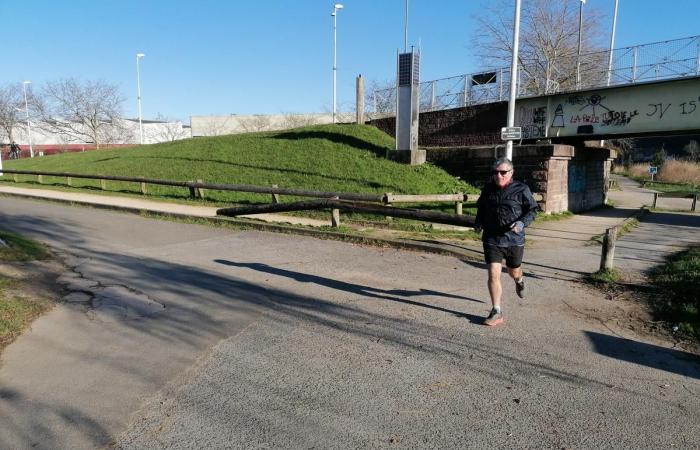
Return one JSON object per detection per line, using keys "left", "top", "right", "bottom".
{"left": 0, "top": 229, "right": 53, "bottom": 351}
{"left": 649, "top": 246, "right": 700, "bottom": 341}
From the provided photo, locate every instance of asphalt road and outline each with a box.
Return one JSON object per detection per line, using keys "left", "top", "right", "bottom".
{"left": 0, "top": 196, "right": 698, "bottom": 449}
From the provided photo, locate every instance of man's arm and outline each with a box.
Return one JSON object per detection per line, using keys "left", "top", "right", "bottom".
{"left": 517, "top": 185, "right": 539, "bottom": 228}
{"left": 474, "top": 189, "right": 486, "bottom": 232}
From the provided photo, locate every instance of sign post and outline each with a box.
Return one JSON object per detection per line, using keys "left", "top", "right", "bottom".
{"left": 648, "top": 165, "right": 658, "bottom": 181}
{"left": 501, "top": 126, "right": 522, "bottom": 141}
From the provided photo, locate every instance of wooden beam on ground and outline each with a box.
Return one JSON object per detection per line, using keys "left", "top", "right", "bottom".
{"left": 217, "top": 199, "right": 477, "bottom": 228}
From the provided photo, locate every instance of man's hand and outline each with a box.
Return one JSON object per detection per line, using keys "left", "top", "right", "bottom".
{"left": 511, "top": 221, "right": 524, "bottom": 233}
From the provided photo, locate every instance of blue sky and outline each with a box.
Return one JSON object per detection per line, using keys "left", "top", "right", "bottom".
{"left": 3, "top": 0, "right": 698, "bottom": 123}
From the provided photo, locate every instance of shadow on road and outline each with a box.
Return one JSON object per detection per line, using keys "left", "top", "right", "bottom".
{"left": 1, "top": 207, "right": 696, "bottom": 448}
{"left": 585, "top": 331, "right": 700, "bottom": 379}
{"left": 214, "top": 259, "right": 485, "bottom": 322}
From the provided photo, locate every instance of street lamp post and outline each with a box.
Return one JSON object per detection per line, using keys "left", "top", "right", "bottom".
{"left": 505, "top": 0, "right": 522, "bottom": 161}
{"left": 22, "top": 81, "right": 34, "bottom": 158}
{"left": 606, "top": 0, "right": 619, "bottom": 86}
{"left": 576, "top": 0, "right": 586, "bottom": 89}
{"left": 136, "top": 53, "right": 145, "bottom": 144}
{"left": 332, "top": 4, "right": 343, "bottom": 124}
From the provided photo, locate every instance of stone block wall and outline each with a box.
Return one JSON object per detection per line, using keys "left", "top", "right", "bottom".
{"left": 370, "top": 102, "right": 507, "bottom": 147}
{"left": 567, "top": 147, "right": 616, "bottom": 212}
{"left": 424, "top": 145, "right": 615, "bottom": 213}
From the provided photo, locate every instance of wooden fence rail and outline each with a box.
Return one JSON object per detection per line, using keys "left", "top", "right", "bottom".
{"left": 1, "top": 169, "right": 548, "bottom": 229}
{"left": 217, "top": 199, "right": 477, "bottom": 228}
{"left": 652, "top": 191, "right": 698, "bottom": 211}
{"left": 0, "top": 169, "right": 384, "bottom": 202}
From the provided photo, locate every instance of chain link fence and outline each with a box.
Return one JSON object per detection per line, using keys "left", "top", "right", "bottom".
{"left": 367, "top": 35, "right": 700, "bottom": 117}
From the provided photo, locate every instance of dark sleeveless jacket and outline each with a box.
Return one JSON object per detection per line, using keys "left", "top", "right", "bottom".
{"left": 475, "top": 180, "right": 539, "bottom": 246}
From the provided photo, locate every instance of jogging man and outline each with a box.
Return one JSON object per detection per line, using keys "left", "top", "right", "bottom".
{"left": 474, "top": 157, "right": 539, "bottom": 326}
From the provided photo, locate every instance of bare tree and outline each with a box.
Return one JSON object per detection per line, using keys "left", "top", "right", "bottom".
{"left": 364, "top": 78, "right": 395, "bottom": 117}
{"left": 237, "top": 115, "right": 272, "bottom": 133}
{"left": 281, "top": 113, "right": 321, "bottom": 129}
{"left": 472, "top": 0, "right": 608, "bottom": 95}
{"left": 0, "top": 83, "right": 28, "bottom": 143}
{"left": 36, "top": 78, "right": 126, "bottom": 148}
{"left": 146, "top": 114, "right": 191, "bottom": 142}
{"left": 683, "top": 139, "right": 699, "bottom": 161}
{"left": 608, "top": 137, "right": 635, "bottom": 164}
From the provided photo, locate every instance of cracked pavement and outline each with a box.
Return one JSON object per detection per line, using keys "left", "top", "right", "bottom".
{"left": 0, "top": 181, "right": 698, "bottom": 449}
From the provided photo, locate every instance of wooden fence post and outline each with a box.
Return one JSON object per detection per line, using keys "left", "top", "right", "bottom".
{"left": 101, "top": 179, "right": 107, "bottom": 190}
{"left": 271, "top": 184, "right": 280, "bottom": 204}
{"left": 13, "top": 174, "right": 18, "bottom": 183}
{"left": 188, "top": 182, "right": 196, "bottom": 199}
{"left": 692, "top": 194, "right": 697, "bottom": 212}
{"left": 652, "top": 192, "right": 658, "bottom": 208}
{"left": 196, "top": 179, "right": 205, "bottom": 199}
{"left": 331, "top": 196, "right": 340, "bottom": 227}
{"left": 599, "top": 226, "right": 619, "bottom": 271}
{"left": 67, "top": 176, "right": 72, "bottom": 187}
{"left": 37, "top": 175, "right": 43, "bottom": 184}
{"left": 384, "top": 192, "right": 393, "bottom": 222}
{"left": 455, "top": 192, "right": 463, "bottom": 215}
{"left": 140, "top": 182, "right": 147, "bottom": 195}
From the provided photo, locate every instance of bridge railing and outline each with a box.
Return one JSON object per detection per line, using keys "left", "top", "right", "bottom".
{"left": 368, "top": 35, "right": 700, "bottom": 116}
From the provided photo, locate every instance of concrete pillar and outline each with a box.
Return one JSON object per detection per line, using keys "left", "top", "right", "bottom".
{"left": 356, "top": 75, "right": 365, "bottom": 124}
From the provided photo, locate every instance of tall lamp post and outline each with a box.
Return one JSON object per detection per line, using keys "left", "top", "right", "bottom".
{"left": 332, "top": 4, "right": 343, "bottom": 124}
{"left": 505, "top": 0, "right": 521, "bottom": 161}
{"left": 22, "top": 81, "right": 34, "bottom": 158}
{"left": 576, "top": 0, "right": 586, "bottom": 89}
{"left": 136, "top": 53, "right": 145, "bottom": 144}
{"left": 606, "top": 0, "right": 619, "bottom": 86}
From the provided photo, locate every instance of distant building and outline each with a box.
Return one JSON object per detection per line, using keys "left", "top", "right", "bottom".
{"left": 3, "top": 118, "right": 191, "bottom": 157}
{"left": 190, "top": 112, "right": 355, "bottom": 137}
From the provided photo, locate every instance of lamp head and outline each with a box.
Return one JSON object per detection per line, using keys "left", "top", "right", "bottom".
{"left": 23, "top": 80, "right": 31, "bottom": 85}
{"left": 136, "top": 53, "right": 145, "bottom": 58}
{"left": 334, "top": 4, "right": 343, "bottom": 9}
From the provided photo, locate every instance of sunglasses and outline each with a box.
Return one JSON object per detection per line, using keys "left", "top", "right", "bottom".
{"left": 492, "top": 170, "right": 512, "bottom": 176}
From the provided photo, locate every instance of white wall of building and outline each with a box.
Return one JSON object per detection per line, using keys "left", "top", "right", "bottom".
{"left": 190, "top": 112, "right": 356, "bottom": 137}
{"left": 6, "top": 118, "right": 191, "bottom": 146}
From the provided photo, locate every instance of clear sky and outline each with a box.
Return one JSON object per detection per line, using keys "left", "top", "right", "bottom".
{"left": 3, "top": 0, "right": 698, "bottom": 123}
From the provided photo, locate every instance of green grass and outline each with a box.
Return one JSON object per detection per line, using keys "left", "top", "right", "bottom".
{"left": 642, "top": 182, "right": 699, "bottom": 194}
{"left": 1, "top": 124, "right": 477, "bottom": 205}
{"left": 590, "top": 218, "right": 639, "bottom": 245}
{"left": 588, "top": 268, "right": 621, "bottom": 284}
{"left": 0, "top": 229, "right": 52, "bottom": 349}
{"left": 0, "top": 294, "right": 51, "bottom": 347}
{"left": 0, "top": 230, "right": 50, "bottom": 261}
{"left": 649, "top": 246, "right": 700, "bottom": 341}
{"left": 534, "top": 211, "right": 574, "bottom": 222}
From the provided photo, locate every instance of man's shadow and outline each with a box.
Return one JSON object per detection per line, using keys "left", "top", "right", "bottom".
{"left": 215, "top": 259, "right": 486, "bottom": 324}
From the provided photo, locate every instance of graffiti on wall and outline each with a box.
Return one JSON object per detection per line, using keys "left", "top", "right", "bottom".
{"left": 568, "top": 164, "right": 586, "bottom": 194}
{"left": 515, "top": 78, "right": 700, "bottom": 138}
{"left": 518, "top": 105, "right": 547, "bottom": 138}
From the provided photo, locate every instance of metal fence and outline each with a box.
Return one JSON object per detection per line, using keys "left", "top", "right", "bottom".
{"left": 368, "top": 35, "right": 700, "bottom": 116}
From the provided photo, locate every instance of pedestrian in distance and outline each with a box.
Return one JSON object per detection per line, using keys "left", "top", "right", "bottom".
{"left": 474, "top": 157, "right": 539, "bottom": 327}
{"left": 9, "top": 141, "right": 21, "bottom": 159}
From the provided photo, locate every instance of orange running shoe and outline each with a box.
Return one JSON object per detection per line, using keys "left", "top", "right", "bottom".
{"left": 484, "top": 309, "right": 504, "bottom": 326}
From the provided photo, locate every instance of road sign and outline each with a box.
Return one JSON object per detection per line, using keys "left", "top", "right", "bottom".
{"left": 648, "top": 166, "right": 658, "bottom": 174}
{"left": 501, "top": 126, "right": 522, "bottom": 140}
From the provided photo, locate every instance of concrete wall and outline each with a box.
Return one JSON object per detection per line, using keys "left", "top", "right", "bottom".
{"left": 191, "top": 113, "right": 357, "bottom": 137}
{"left": 6, "top": 119, "right": 190, "bottom": 147}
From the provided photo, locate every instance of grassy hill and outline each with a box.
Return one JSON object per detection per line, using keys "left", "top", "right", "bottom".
{"left": 3, "top": 124, "right": 476, "bottom": 205}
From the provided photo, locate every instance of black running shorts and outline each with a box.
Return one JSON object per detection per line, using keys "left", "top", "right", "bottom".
{"left": 483, "top": 244, "right": 524, "bottom": 268}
